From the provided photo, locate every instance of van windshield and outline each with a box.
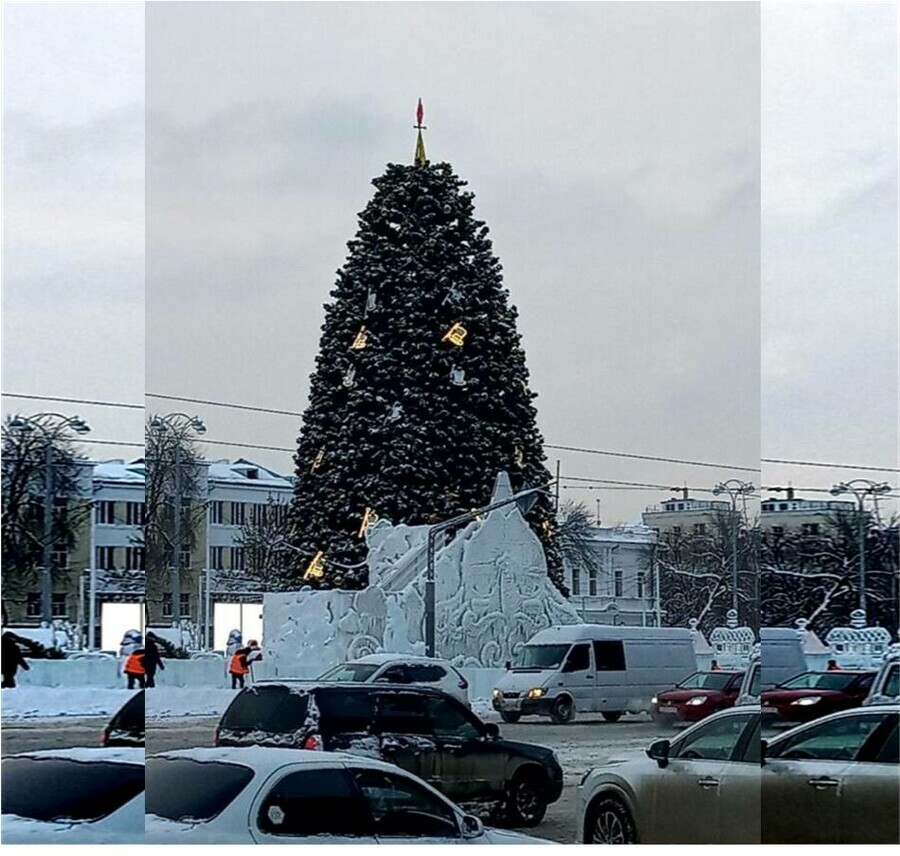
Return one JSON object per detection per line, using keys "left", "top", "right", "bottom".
{"left": 512, "top": 645, "right": 570, "bottom": 670}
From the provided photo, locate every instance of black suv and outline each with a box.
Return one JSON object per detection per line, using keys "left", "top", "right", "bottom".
{"left": 102, "top": 689, "right": 145, "bottom": 746}
{"left": 215, "top": 681, "right": 563, "bottom": 827}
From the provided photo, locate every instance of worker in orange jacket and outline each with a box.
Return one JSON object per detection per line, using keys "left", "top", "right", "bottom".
{"left": 229, "top": 641, "right": 261, "bottom": 689}
{"left": 124, "top": 647, "right": 146, "bottom": 689}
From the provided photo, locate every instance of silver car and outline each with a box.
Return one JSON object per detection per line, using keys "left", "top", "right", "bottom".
{"left": 762, "top": 704, "right": 899, "bottom": 844}
{"left": 576, "top": 706, "right": 761, "bottom": 843}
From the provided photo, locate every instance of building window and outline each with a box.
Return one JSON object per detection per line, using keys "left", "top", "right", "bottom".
{"left": 230, "top": 547, "right": 245, "bottom": 571}
{"left": 178, "top": 549, "right": 192, "bottom": 570}
{"left": 802, "top": 523, "right": 820, "bottom": 536}
{"left": 693, "top": 523, "right": 706, "bottom": 535}
{"left": 588, "top": 567, "right": 598, "bottom": 597}
{"left": 210, "top": 501, "right": 224, "bottom": 525}
{"left": 250, "top": 504, "right": 264, "bottom": 525}
{"left": 125, "top": 547, "right": 144, "bottom": 571}
{"left": 51, "top": 593, "right": 67, "bottom": 618}
{"left": 162, "top": 593, "right": 189, "bottom": 618}
{"left": 26, "top": 593, "right": 41, "bottom": 617}
{"left": 231, "top": 502, "right": 246, "bottom": 526}
{"left": 52, "top": 543, "right": 68, "bottom": 569}
{"left": 771, "top": 526, "right": 784, "bottom": 536}
{"left": 96, "top": 546, "right": 116, "bottom": 570}
{"left": 125, "top": 502, "right": 145, "bottom": 526}
{"left": 614, "top": 569, "right": 623, "bottom": 598}
{"left": 672, "top": 526, "right": 682, "bottom": 535}
{"left": 96, "top": 501, "right": 116, "bottom": 525}
{"left": 637, "top": 572, "right": 645, "bottom": 599}
{"left": 571, "top": 568, "right": 580, "bottom": 596}
{"left": 210, "top": 546, "right": 224, "bottom": 570}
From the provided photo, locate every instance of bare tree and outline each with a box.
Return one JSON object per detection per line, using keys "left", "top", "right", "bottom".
{"left": 1, "top": 415, "right": 92, "bottom": 623}
{"left": 235, "top": 496, "right": 295, "bottom": 590}
{"left": 554, "top": 499, "right": 602, "bottom": 590}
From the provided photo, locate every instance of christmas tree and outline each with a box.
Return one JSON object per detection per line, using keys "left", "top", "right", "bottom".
{"left": 290, "top": 103, "right": 563, "bottom": 591}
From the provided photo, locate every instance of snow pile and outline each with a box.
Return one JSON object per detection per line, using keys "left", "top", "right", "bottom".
{"left": 264, "top": 473, "right": 580, "bottom": 673}
{"left": 0, "top": 687, "right": 135, "bottom": 719}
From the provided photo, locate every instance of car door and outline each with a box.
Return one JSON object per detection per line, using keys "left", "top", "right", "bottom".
{"left": 716, "top": 713, "right": 761, "bottom": 844}
{"left": 560, "top": 643, "right": 593, "bottom": 711}
{"left": 646, "top": 711, "right": 756, "bottom": 843}
{"left": 762, "top": 710, "right": 888, "bottom": 843}
{"left": 372, "top": 691, "right": 440, "bottom": 789}
{"left": 425, "top": 695, "right": 498, "bottom": 806}
{"left": 349, "top": 766, "right": 464, "bottom": 844}
{"left": 837, "top": 713, "right": 899, "bottom": 844}
{"left": 250, "top": 765, "right": 377, "bottom": 844}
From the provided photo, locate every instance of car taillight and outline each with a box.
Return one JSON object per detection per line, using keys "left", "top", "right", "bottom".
{"left": 101, "top": 730, "right": 108, "bottom": 746}
{"left": 303, "top": 733, "right": 323, "bottom": 750}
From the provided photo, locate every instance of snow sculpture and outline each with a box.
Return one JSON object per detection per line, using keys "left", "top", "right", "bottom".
{"left": 264, "top": 473, "right": 580, "bottom": 673}
{"left": 825, "top": 609, "right": 892, "bottom": 669}
{"left": 708, "top": 609, "right": 756, "bottom": 668}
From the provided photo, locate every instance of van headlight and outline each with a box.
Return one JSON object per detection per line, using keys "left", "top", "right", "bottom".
{"left": 791, "top": 696, "right": 820, "bottom": 706}
{"left": 651, "top": 696, "right": 658, "bottom": 705}
{"left": 491, "top": 688, "right": 501, "bottom": 699}
{"left": 527, "top": 687, "right": 546, "bottom": 699}
{"left": 686, "top": 696, "right": 708, "bottom": 706}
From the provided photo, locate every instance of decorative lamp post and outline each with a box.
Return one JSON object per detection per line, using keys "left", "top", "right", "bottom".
{"left": 712, "top": 479, "right": 755, "bottom": 619}
{"left": 829, "top": 480, "right": 892, "bottom": 614}
{"left": 149, "top": 414, "right": 206, "bottom": 625}
{"left": 7, "top": 413, "right": 90, "bottom": 624}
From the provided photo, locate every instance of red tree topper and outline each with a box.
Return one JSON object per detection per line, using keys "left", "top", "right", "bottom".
{"left": 416, "top": 98, "right": 424, "bottom": 127}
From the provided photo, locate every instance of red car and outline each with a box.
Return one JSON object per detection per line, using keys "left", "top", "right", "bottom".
{"left": 761, "top": 669, "right": 876, "bottom": 723}
{"left": 650, "top": 670, "right": 744, "bottom": 723}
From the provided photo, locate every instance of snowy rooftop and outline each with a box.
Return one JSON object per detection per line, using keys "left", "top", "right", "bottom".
{"left": 91, "top": 459, "right": 145, "bottom": 483}
{"left": 207, "top": 458, "right": 293, "bottom": 488}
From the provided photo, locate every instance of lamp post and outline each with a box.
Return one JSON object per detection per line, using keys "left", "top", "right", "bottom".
{"left": 424, "top": 483, "right": 552, "bottom": 658}
{"left": 712, "top": 479, "right": 755, "bottom": 619}
{"left": 829, "top": 480, "right": 892, "bottom": 614}
{"left": 149, "top": 414, "right": 206, "bottom": 626}
{"left": 7, "top": 413, "right": 90, "bottom": 624}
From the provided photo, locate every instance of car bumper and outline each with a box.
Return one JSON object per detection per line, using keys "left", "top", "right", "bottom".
{"left": 492, "top": 695, "right": 556, "bottom": 716}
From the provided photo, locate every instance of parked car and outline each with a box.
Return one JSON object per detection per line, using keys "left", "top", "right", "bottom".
{"left": 735, "top": 647, "right": 761, "bottom": 706}
{"left": 146, "top": 746, "right": 550, "bottom": 844}
{"left": 102, "top": 689, "right": 145, "bottom": 746}
{"left": 492, "top": 625, "right": 697, "bottom": 724}
{"left": 650, "top": 670, "right": 744, "bottom": 723}
{"left": 761, "top": 670, "right": 877, "bottom": 723}
{"left": 863, "top": 647, "right": 900, "bottom": 706}
{"left": 576, "top": 706, "right": 761, "bottom": 843}
{"left": 215, "top": 681, "right": 563, "bottom": 826}
{"left": 1, "top": 747, "right": 144, "bottom": 844}
{"left": 318, "top": 654, "right": 470, "bottom": 707}
{"left": 761, "top": 704, "right": 899, "bottom": 844}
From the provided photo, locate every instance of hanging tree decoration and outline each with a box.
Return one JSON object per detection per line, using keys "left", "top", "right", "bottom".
{"left": 514, "top": 445, "right": 524, "bottom": 467}
{"left": 350, "top": 325, "right": 369, "bottom": 350}
{"left": 365, "top": 290, "right": 378, "bottom": 313}
{"left": 343, "top": 365, "right": 357, "bottom": 388}
{"left": 385, "top": 403, "right": 403, "bottom": 423}
{"left": 449, "top": 366, "right": 467, "bottom": 387}
{"left": 442, "top": 285, "right": 463, "bottom": 307}
{"left": 442, "top": 322, "right": 468, "bottom": 346}
{"left": 357, "top": 506, "right": 380, "bottom": 539}
{"left": 303, "top": 550, "right": 326, "bottom": 580}
{"left": 310, "top": 447, "right": 326, "bottom": 473}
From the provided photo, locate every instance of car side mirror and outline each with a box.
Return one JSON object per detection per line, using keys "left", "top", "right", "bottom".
{"left": 460, "top": 814, "right": 484, "bottom": 839}
{"left": 483, "top": 722, "right": 500, "bottom": 740}
{"left": 646, "top": 739, "right": 671, "bottom": 769}
{"left": 504, "top": 660, "right": 511, "bottom": 671}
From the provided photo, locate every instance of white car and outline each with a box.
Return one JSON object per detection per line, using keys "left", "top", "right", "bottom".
{"left": 145, "top": 746, "right": 550, "bottom": 844}
{"left": 1, "top": 747, "right": 144, "bottom": 844}
{"left": 319, "top": 654, "right": 471, "bottom": 706}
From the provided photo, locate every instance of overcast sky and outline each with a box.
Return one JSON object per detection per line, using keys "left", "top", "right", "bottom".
{"left": 3, "top": 2, "right": 897, "bottom": 524}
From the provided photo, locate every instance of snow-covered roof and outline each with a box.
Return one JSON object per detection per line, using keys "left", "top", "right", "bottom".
{"left": 8, "top": 747, "right": 144, "bottom": 764}
{"left": 351, "top": 653, "right": 454, "bottom": 666}
{"left": 91, "top": 459, "right": 145, "bottom": 483}
{"left": 206, "top": 458, "right": 293, "bottom": 488}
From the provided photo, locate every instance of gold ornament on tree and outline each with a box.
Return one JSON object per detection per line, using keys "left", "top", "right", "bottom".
{"left": 350, "top": 325, "right": 368, "bottom": 350}
{"left": 303, "top": 550, "right": 326, "bottom": 580}
{"left": 514, "top": 445, "right": 524, "bottom": 467}
{"left": 357, "top": 506, "right": 380, "bottom": 539}
{"left": 310, "top": 448, "right": 326, "bottom": 473}
{"left": 442, "top": 322, "right": 468, "bottom": 346}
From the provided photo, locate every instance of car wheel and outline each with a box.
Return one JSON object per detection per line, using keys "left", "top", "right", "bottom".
{"left": 602, "top": 711, "right": 623, "bottom": 723}
{"left": 586, "top": 796, "right": 637, "bottom": 844}
{"left": 504, "top": 770, "right": 548, "bottom": 827}
{"left": 550, "top": 695, "right": 575, "bottom": 724}
{"left": 500, "top": 711, "right": 521, "bottom": 724}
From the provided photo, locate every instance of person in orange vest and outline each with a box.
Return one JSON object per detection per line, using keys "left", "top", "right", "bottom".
{"left": 827, "top": 659, "right": 843, "bottom": 671}
{"left": 710, "top": 659, "right": 722, "bottom": 671}
{"left": 229, "top": 641, "right": 262, "bottom": 689}
{"left": 124, "top": 647, "right": 146, "bottom": 689}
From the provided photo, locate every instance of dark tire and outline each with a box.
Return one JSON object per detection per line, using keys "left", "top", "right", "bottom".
{"left": 602, "top": 711, "right": 623, "bottom": 723}
{"left": 585, "top": 795, "right": 637, "bottom": 844}
{"left": 550, "top": 695, "right": 575, "bottom": 724}
{"left": 503, "top": 770, "right": 549, "bottom": 827}
{"left": 500, "top": 711, "right": 521, "bottom": 724}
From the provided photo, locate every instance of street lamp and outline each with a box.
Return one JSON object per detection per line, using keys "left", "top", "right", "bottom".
{"left": 829, "top": 480, "right": 892, "bottom": 614}
{"left": 712, "top": 479, "right": 755, "bottom": 619}
{"left": 149, "top": 414, "right": 206, "bottom": 626}
{"left": 7, "top": 413, "right": 90, "bottom": 624}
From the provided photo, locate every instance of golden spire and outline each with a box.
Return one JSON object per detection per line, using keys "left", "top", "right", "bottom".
{"left": 414, "top": 98, "right": 427, "bottom": 166}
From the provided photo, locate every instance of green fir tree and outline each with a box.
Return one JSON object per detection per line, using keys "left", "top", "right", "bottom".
{"left": 290, "top": 151, "right": 564, "bottom": 592}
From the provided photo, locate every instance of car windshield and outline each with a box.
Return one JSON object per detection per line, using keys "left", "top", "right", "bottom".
{"left": 109, "top": 691, "right": 145, "bottom": 734}
{"left": 146, "top": 758, "right": 254, "bottom": 822}
{"left": 749, "top": 666, "right": 761, "bottom": 697}
{"left": 512, "top": 644, "right": 570, "bottom": 670}
{"left": 777, "top": 672, "right": 855, "bottom": 691}
{"left": 1, "top": 758, "right": 144, "bottom": 822}
{"left": 318, "top": 663, "right": 380, "bottom": 682}
{"left": 884, "top": 666, "right": 899, "bottom": 698}
{"left": 220, "top": 685, "right": 311, "bottom": 732}
{"left": 677, "top": 672, "right": 733, "bottom": 690}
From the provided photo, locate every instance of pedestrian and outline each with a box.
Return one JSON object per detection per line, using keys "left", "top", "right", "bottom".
{"left": 827, "top": 659, "right": 843, "bottom": 671}
{"left": 710, "top": 659, "right": 722, "bottom": 671}
{"left": 229, "top": 645, "right": 251, "bottom": 689}
{"left": 143, "top": 632, "right": 165, "bottom": 688}
{"left": 1, "top": 632, "right": 31, "bottom": 689}
{"left": 124, "top": 647, "right": 146, "bottom": 689}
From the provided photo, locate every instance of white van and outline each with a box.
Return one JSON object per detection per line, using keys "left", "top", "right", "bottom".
{"left": 759, "top": 627, "right": 808, "bottom": 689}
{"left": 491, "top": 625, "right": 696, "bottom": 723}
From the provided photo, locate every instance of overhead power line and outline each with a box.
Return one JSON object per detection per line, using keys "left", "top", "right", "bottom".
{"left": 762, "top": 457, "right": 898, "bottom": 474}
{"left": 2, "top": 392, "right": 143, "bottom": 410}
{"left": 146, "top": 392, "right": 303, "bottom": 418}
{"left": 546, "top": 444, "right": 758, "bottom": 473}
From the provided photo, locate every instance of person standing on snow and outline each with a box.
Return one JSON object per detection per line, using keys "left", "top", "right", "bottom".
{"left": 1, "top": 632, "right": 31, "bottom": 688}
{"left": 124, "top": 647, "right": 146, "bottom": 689}
{"left": 229, "top": 640, "right": 262, "bottom": 689}
{"left": 143, "top": 632, "right": 165, "bottom": 688}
